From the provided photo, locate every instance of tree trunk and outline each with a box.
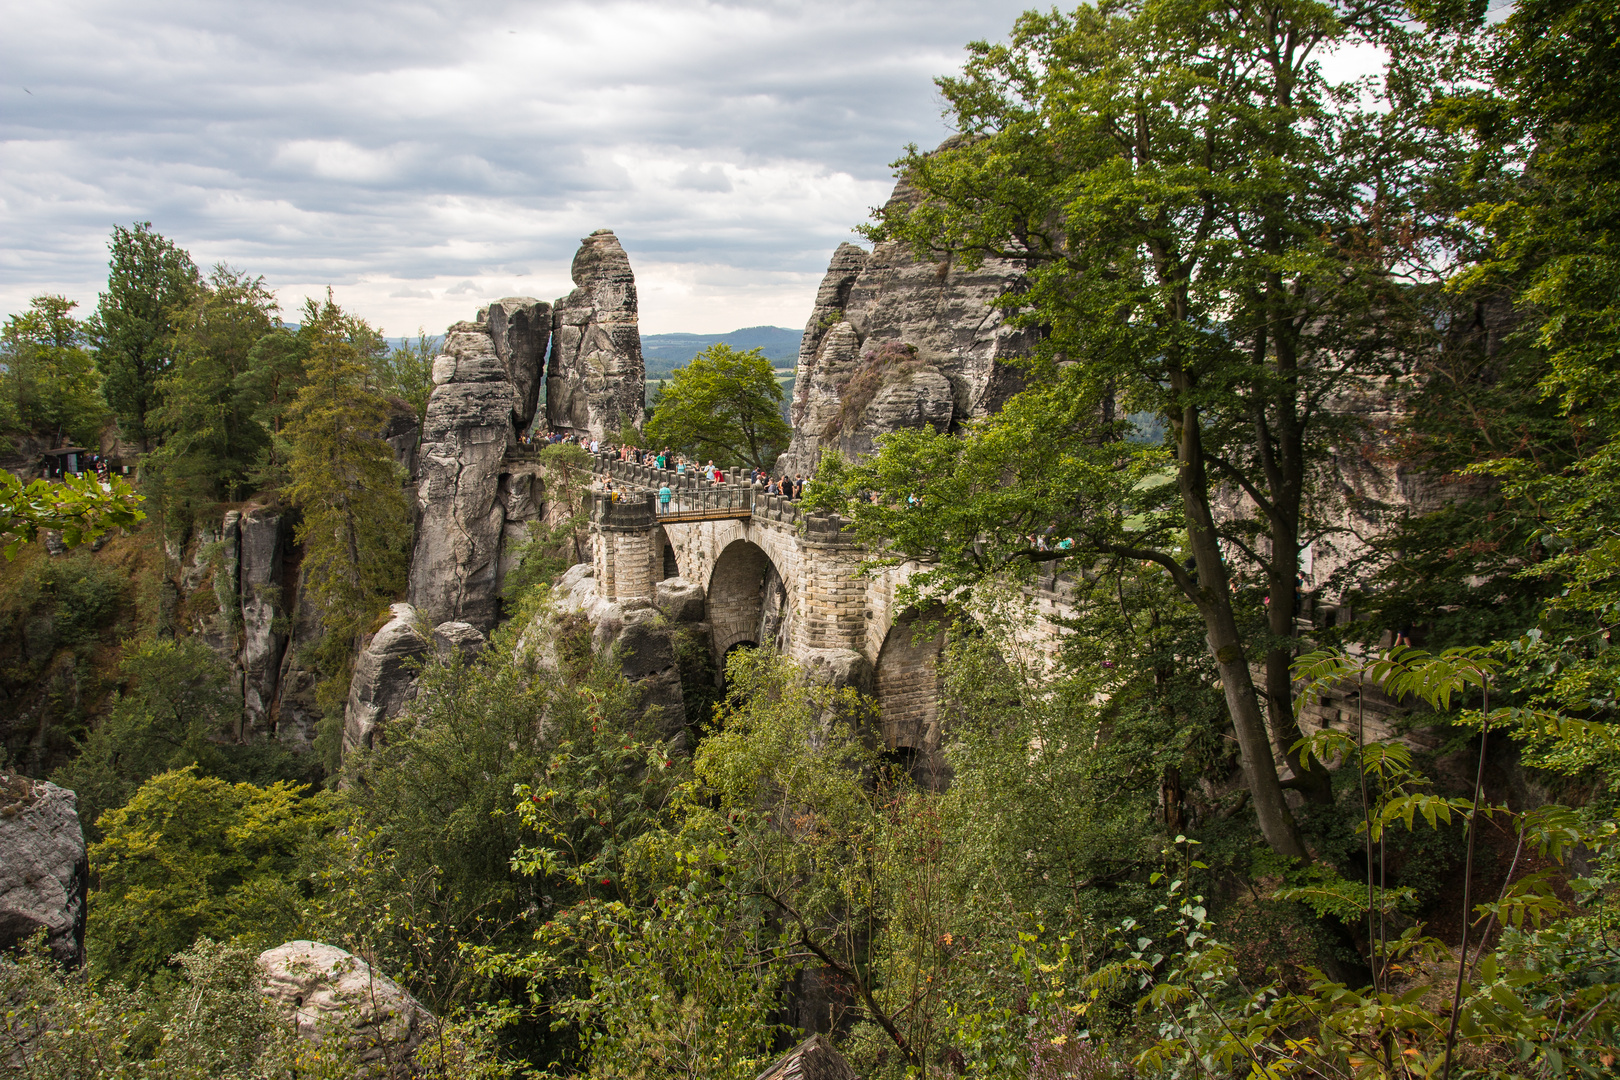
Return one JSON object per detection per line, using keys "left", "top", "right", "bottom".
{"left": 1174, "top": 399, "right": 1308, "bottom": 861}
{"left": 1267, "top": 547, "right": 1333, "bottom": 804}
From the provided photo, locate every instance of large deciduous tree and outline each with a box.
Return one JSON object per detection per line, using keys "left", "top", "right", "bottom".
{"left": 645, "top": 344, "right": 790, "bottom": 471}
{"left": 851, "top": 0, "right": 1462, "bottom": 858}
{"left": 89, "top": 223, "right": 199, "bottom": 449}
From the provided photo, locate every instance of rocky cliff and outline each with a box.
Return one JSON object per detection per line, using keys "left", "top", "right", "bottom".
{"left": 547, "top": 230, "right": 646, "bottom": 440}
{"left": 0, "top": 774, "right": 87, "bottom": 968}
{"left": 407, "top": 232, "right": 647, "bottom": 633}
{"left": 777, "top": 177, "right": 1037, "bottom": 476}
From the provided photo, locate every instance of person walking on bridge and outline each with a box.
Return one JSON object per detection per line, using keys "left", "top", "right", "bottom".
{"left": 659, "top": 483, "right": 672, "bottom": 513}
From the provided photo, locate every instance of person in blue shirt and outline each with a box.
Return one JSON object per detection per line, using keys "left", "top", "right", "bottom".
{"left": 659, "top": 484, "right": 672, "bottom": 512}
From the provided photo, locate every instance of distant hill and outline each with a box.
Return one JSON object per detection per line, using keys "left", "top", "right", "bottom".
{"left": 640, "top": 326, "right": 800, "bottom": 377}
{"left": 641, "top": 326, "right": 801, "bottom": 418}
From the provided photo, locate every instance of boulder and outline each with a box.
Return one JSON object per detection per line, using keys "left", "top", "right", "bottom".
{"left": 343, "top": 604, "right": 430, "bottom": 753}
{"left": 431, "top": 620, "right": 486, "bottom": 661}
{"left": 755, "top": 1033, "right": 861, "bottom": 1080}
{"left": 547, "top": 230, "right": 646, "bottom": 440}
{"left": 257, "top": 940, "right": 433, "bottom": 1072}
{"left": 0, "top": 775, "right": 87, "bottom": 968}
{"left": 802, "top": 648, "right": 873, "bottom": 695}
{"left": 654, "top": 576, "right": 706, "bottom": 623}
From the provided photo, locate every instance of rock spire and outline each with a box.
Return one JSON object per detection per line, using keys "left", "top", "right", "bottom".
{"left": 547, "top": 229, "right": 646, "bottom": 440}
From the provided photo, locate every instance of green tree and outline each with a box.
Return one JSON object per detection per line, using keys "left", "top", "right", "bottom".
{"left": 847, "top": 0, "right": 1468, "bottom": 856}
{"left": 1, "top": 936, "right": 358, "bottom": 1079}
{"left": 149, "top": 266, "right": 279, "bottom": 503}
{"left": 644, "top": 344, "right": 790, "bottom": 471}
{"left": 50, "top": 636, "right": 304, "bottom": 838}
{"left": 377, "top": 329, "right": 438, "bottom": 427}
{"left": 86, "top": 766, "right": 333, "bottom": 986}
{"left": 88, "top": 223, "right": 199, "bottom": 449}
{"left": 281, "top": 293, "right": 409, "bottom": 707}
{"left": 0, "top": 295, "right": 107, "bottom": 448}
{"left": 1431, "top": 0, "right": 1620, "bottom": 723}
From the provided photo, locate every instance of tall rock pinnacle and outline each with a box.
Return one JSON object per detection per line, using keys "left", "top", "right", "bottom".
{"left": 547, "top": 230, "right": 646, "bottom": 440}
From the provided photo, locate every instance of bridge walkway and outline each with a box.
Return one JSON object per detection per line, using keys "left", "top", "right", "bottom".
{"left": 583, "top": 453, "right": 805, "bottom": 527}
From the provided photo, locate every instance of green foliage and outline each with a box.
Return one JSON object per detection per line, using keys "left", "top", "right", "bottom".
{"left": 86, "top": 767, "right": 332, "bottom": 987}
{"left": 501, "top": 443, "right": 595, "bottom": 604}
{"left": 318, "top": 594, "right": 690, "bottom": 1069}
{"left": 644, "top": 344, "right": 790, "bottom": 471}
{"left": 377, "top": 329, "right": 438, "bottom": 427}
{"left": 147, "top": 266, "right": 279, "bottom": 511}
{"left": 0, "top": 295, "right": 107, "bottom": 448}
{"left": 281, "top": 293, "right": 409, "bottom": 682}
{"left": 0, "top": 934, "right": 356, "bottom": 1079}
{"left": 0, "top": 470, "right": 143, "bottom": 560}
{"left": 88, "top": 223, "right": 200, "bottom": 446}
{"left": 50, "top": 636, "right": 308, "bottom": 839}
{"left": 500, "top": 826, "right": 790, "bottom": 1080}
{"left": 838, "top": 0, "right": 1482, "bottom": 851}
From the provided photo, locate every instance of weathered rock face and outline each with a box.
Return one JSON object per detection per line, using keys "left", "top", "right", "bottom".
{"left": 484, "top": 297, "right": 553, "bottom": 430}
{"left": 237, "top": 506, "right": 287, "bottom": 733}
{"left": 0, "top": 775, "right": 87, "bottom": 969}
{"left": 431, "top": 620, "right": 486, "bottom": 661}
{"left": 552, "top": 564, "right": 703, "bottom": 746}
{"left": 258, "top": 940, "right": 433, "bottom": 1073}
{"left": 343, "top": 604, "right": 430, "bottom": 754}
{"left": 777, "top": 176, "right": 1037, "bottom": 477}
{"left": 409, "top": 322, "right": 518, "bottom": 629}
{"left": 547, "top": 230, "right": 646, "bottom": 440}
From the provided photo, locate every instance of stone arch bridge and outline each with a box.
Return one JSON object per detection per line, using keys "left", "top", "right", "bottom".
{"left": 584, "top": 456, "right": 1077, "bottom": 779}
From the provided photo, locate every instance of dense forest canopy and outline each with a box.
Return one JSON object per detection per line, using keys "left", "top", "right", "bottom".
{"left": 2, "top": 0, "right": 1619, "bottom": 1077}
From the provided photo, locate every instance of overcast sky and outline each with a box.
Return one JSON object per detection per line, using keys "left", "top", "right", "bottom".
{"left": 0, "top": 0, "right": 1060, "bottom": 337}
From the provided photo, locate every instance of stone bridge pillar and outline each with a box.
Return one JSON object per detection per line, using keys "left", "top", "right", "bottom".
{"left": 591, "top": 491, "right": 657, "bottom": 603}
{"left": 791, "top": 516, "right": 866, "bottom": 660}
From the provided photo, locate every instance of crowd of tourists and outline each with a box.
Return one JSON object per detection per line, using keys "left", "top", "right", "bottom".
{"left": 526, "top": 426, "right": 810, "bottom": 512}
{"left": 37, "top": 449, "right": 115, "bottom": 483}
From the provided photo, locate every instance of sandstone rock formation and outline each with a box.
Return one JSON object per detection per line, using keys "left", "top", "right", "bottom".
{"left": 343, "top": 604, "right": 431, "bottom": 754}
{"left": 407, "top": 295, "right": 557, "bottom": 629}
{"left": 547, "top": 230, "right": 646, "bottom": 440}
{"left": 552, "top": 563, "right": 700, "bottom": 745}
{"left": 0, "top": 775, "right": 87, "bottom": 968}
{"left": 485, "top": 297, "right": 553, "bottom": 430}
{"left": 409, "top": 321, "right": 521, "bottom": 628}
{"left": 777, "top": 175, "right": 1037, "bottom": 477}
{"left": 236, "top": 506, "right": 287, "bottom": 733}
{"left": 755, "top": 1032, "right": 862, "bottom": 1080}
{"left": 258, "top": 940, "right": 433, "bottom": 1072}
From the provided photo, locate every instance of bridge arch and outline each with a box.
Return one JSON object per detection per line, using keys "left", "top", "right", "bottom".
{"left": 706, "top": 539, "right": 790, "bottom": 661}
{"left": 873, "top": 604, "right": 954, "bottom": 790}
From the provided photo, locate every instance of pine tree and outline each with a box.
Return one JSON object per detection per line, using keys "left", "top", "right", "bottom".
{"left": 281, "top": 293, "right": 410, "bottom": 691}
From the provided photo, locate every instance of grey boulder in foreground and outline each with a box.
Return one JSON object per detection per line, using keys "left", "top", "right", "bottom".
{"left": 0, "top": 774, "right": 87, "bottom": 969}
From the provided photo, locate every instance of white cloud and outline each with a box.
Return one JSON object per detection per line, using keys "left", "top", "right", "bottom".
{"left": 0, "top": 0, "right": 1037, "bottom": 333}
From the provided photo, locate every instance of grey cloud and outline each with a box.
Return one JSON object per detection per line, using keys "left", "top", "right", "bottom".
{"left": 1, "top": 0, "right": 1037, "bottom": 330}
